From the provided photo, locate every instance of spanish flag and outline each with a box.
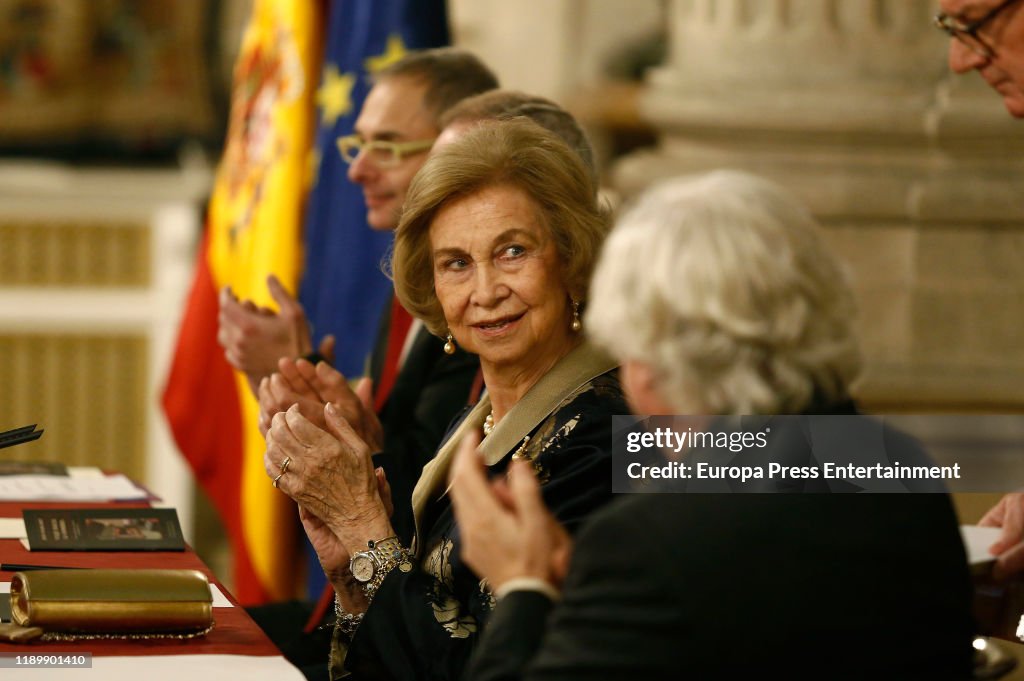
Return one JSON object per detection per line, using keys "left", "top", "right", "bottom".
{"left": 162, "top": 0, "right": 322, "bottom": 604}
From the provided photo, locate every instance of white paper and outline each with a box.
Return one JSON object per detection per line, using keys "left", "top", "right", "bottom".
{"left": 210, "top": 584, "right": 233, "bottom": 608}
{"left": 0, "top": 473, "right": 147, "bottom": 501}
{"left": 961, "top": 524, "right": 1003, "bottom": 566}
{"left": 0, "top": 517, "right": 26, "bottom": 538}
{"left": 3, "top": 654, "right": 304, "bottom": 681}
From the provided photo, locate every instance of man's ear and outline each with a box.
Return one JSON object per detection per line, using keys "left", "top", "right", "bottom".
{"left": 621, "top": 360, "right": 676, "bottom": 415}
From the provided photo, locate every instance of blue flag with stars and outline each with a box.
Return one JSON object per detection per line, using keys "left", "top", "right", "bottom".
{"left": 300, "top": 0, "right": 449, "bottom": 380}
{"left": 299, "top": 0, "right": 449, "bottom": 599}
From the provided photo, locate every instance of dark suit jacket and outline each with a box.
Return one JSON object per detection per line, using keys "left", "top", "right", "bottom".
{"left": 471, "top": 488, "right": 974, "bottom": 680}
{"left": 368, "top": 295, "right": 480, "bottom": 544}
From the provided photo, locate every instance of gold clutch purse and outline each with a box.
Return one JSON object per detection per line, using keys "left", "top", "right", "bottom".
{"left": 5, "top": 569, "right": 213, "bottom": 641}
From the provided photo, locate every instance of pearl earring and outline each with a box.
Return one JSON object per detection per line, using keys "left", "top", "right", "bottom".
{"left": 444, "top": 331, "right": 456, "bottom": 355}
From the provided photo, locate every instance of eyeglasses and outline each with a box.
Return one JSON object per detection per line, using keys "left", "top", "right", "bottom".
{"left": 934, "top": 0, "right": 1021, "bottom": 58}
{"left": 336, "top": 135, "right": 435, "bottom": 167}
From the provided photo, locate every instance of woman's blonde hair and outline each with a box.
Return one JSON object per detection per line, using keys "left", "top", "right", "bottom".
{"left": 587, "top": 170, "right": 862, "bottom": 415}
{"left": 391, "top": 119, "right": 609, "bottom": 336}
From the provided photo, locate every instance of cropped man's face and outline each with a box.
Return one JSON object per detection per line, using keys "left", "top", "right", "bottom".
{"left": 940, "top": 0, "right": 1024, "bottom": 117}
{"left": 347, "top": 77, "right": 438, "bottom": 230}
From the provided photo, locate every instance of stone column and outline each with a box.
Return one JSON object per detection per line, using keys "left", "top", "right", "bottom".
{"left": 615, "top": 0, "right": 1024, "bottom": 409}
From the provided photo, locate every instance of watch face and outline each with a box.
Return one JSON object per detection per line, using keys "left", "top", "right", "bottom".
{"left": 351, "top": 554, "right": 375, "bottom": 583}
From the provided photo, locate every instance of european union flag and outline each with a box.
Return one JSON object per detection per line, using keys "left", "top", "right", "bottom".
{"left": 299, "top": 0, "right": 449, "bottom": 597}
{"left": 300, "top": 0, "right": 450, "bottom": 380}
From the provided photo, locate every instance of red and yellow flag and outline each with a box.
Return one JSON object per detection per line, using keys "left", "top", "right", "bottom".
{"left": 163, "top": 0, "right": 322, "bottom": 604}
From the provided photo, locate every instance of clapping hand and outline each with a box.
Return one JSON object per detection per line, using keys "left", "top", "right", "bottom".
{"left": 257, "top": 357, "right": 383, "bottom": 451}
{"left": 218, "top": 275, "right": 334, "bottom": 396}
{"left": 265, "top": 404, "right": 394, "bottom": 584}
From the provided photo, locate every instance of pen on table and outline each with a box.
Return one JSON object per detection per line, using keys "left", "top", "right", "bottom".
{"left": 0, "top": 563, "right": 87, "bottom": 572}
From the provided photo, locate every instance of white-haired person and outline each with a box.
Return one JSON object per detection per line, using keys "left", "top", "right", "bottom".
{"left": 451, "top": 171, "right": 974, "bottom": 681}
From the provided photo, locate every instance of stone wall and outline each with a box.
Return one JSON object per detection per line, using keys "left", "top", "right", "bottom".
{"left": 614, "top": 0, "right": 1024, "bottom": 411}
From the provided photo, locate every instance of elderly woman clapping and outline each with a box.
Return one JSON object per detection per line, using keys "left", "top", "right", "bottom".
{"left": 264, "top": 119, "right": 627, "bottom": 680}
{"left": 452, "top": 171, "right": 974, "bottom": 680}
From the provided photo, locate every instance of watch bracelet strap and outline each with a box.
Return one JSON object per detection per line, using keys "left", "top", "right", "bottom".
{"left": 359, "top": 538, "right": 412, "bottom": 601}
{"left": 367, "top": 535, "right": 404, "bottom": 557}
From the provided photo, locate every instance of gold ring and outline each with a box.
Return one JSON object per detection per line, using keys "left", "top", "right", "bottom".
{"left": 280, "top": 456, "right": 292, "bottom": 474}
{"left": 272, "top": 471, "right": 285, "bottom": 488}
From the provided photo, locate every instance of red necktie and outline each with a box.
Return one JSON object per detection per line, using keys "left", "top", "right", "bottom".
{"left": 373, "top": 296, "right": 414, "bottom": 413}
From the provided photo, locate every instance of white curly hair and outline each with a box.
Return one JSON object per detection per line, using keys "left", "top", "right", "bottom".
{"left": 586, "top": 170, "right": 862, "bottom": 415}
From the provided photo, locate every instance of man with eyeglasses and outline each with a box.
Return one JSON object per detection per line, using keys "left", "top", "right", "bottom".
{"left": 936, "top": 1, "right": 1024, "bottom": 584}
{"left": 936, "top": 0, "right": 1024, "bottom": 116}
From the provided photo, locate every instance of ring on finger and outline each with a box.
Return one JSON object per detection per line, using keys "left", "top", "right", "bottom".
{"left": 280, "top": 456, "right": 292, "bottom": 474}
{"left": 272, "top": 471, "right": 286, "bottom": 488}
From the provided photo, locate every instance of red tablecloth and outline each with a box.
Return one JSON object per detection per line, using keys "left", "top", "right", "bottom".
{"left": 0, "top": 501, "right": 280, "bottom": 657}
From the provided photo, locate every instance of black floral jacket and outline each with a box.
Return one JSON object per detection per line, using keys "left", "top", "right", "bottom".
{"left": 336, "top": 371, "right": 626, "bottom": 681}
